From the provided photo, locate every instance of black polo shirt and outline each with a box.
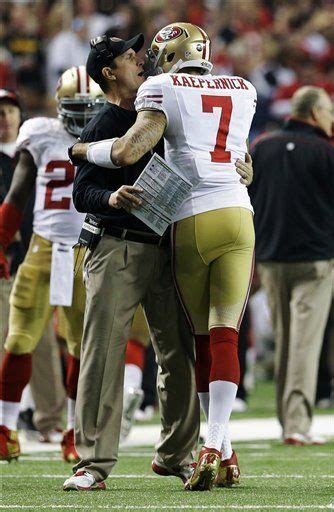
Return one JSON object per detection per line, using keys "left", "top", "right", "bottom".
{"left": 72, "top": 102, "right": 163, "bottom": 233}
{"left": 249, "top": 119, "right": 334, "bottom": 262}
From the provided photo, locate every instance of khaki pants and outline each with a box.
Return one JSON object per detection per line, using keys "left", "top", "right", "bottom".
{"left": 74, "top": 235, "right": 199, "bottom": 481}
{"left": 258, "top": 260, "right": 333, "bottom": 437}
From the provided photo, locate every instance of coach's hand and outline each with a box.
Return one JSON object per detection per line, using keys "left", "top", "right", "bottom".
{"left": 108, "top": 185, "right": 143, "bottom": 212}
{"left": 236, "top": 153, "right": 253, "bottom": 186}
{"left": 0, "top": 249, "right": 10, "bottom": 280}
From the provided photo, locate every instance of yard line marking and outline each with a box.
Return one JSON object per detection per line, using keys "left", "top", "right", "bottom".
{"left": 1, "top": 473, "right": 334, "bottom": 479}
{"left": 0, "top": 505, "right": 333, "bottom": 509}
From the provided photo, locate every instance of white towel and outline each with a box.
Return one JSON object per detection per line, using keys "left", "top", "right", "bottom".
{"left": 50, "top": 243, "right": 74, "bottom": 306}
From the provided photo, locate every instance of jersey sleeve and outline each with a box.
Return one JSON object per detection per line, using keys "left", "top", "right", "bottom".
{"left": 16, "top": 117, "right": 51, "bottom": 163}
{"left": 135, "top": 77, "right": 169, "bottom": 125}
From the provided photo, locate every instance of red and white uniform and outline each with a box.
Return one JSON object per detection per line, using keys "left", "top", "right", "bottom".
{"left": 16, "top": 118, "right": 84, "bottom": 245}
{"left": 135, "top": 73, "right": 257, "bottom": 221}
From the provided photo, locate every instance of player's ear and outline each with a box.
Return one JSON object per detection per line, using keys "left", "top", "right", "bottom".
{"left": 102, "top": 67, "right": 116, "bottom": 82}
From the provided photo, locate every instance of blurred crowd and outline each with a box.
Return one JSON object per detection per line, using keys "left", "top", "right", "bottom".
{"left": 1, "top": 0, "right": 334, "bottom": 136}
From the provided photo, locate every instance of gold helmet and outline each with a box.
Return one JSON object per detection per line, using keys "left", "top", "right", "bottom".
{"left": 147, "top": 22, "right": 213, "bottom": 75}
{"left": 55, "top": 65, "right": 105, "bottom": 136}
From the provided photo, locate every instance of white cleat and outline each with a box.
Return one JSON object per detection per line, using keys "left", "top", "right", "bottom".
{"left": 63, "top": 471, "right": 106, "bottom": 491}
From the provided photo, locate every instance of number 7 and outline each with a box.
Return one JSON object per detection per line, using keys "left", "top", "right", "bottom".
{"left": 201, "top": 95, "right": 232, "bottom": 163}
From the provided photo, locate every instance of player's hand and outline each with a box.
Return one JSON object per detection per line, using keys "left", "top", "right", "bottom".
{"left": 108, "top": 185, "right": 143, "bottom": 212}
{"left": 68, "top": 142, "right": 89, "bottom": 164}
{"left": 236, "top": 153, "right": 253, "bottom": 186}
{"left": 0, "top": 249, "right": 10, "bottom": 280}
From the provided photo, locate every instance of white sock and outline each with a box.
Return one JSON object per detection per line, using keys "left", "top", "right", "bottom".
{"left": 209, "top": 380, "right": 238, "bottom": 424}
{"left": 206, "top": 380, "right": 238, "bottom": 452}
{"left": 0, "top": 400, "right": 21, "bottom": 430}
{"left": 66, "top": 398, "right": 76, "bottom": 431}
{"left": 221, "top": 425, "right": 233, "bottom": 460}
{"left": 124, "top": 364, "right": 142, "bottom": 390}
{"left": 20, "top": 385, "right": 35, "bottom": 411}
{"left": 198, "top": 392, "right": 209, "bottom": 421}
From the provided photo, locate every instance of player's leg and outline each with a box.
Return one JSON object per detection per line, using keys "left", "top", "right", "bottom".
{"left": 59, "top": 255, "right": 85, "bottom": 462}
{"left": 173, "top": 218, "right": 211, "bottom": 419}
{"left": 30, "top": 319, "right": 66, "bottom": 439}
{"left": 0, "top": 234, "right": 53, "bottom": 460}
{"left": 121, "top": 304, "right": 149, "bottom": 442}
{"left": 206, "top": 208, "right": 254, "bottom": 486}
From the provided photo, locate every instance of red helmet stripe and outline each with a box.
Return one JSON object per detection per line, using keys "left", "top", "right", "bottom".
{"left": 76, "top": 67, "right": 81, "bottom": 93}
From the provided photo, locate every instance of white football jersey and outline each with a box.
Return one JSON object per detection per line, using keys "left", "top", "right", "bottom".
{"left": 135, "top": 73, "right": 257, "bottom": 221}
{"left": 16, "top": 117, "right": 84, "bottom": 244}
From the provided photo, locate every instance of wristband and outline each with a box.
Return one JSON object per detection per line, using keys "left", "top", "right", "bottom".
{"left": 87, "top": 138, "right": 121, "bottom": 169}
{"left": 0, "top": 202, "right": 23, "bottom": 249}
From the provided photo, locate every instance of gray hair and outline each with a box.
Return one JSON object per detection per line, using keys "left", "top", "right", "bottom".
{"left": 291, "top": 86, "right": 325, "bottom": 119}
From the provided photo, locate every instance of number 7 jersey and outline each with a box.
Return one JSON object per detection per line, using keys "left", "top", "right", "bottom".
{"left": 135, "top": 73, "right": 257, "bottom": 221}
{"left": 16, "top": 117, "right": 85, "bottom": 244}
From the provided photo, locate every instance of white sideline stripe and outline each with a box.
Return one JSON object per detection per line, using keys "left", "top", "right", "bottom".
{"left": 18, "top": 415, "right": 334, "bottom": 452}
{"left": 2, "top": 473, "right": 334, "bottom": 479}
{"left": 0, "top": 505, "right": 333, "bottom": 510}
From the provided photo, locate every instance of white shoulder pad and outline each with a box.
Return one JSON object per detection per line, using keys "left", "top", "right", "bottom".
{"left": 135, "top": 75, "right": 168, "bottom": 113}
{"left": 16, "top": 117, "right": 55, "bottom": 151}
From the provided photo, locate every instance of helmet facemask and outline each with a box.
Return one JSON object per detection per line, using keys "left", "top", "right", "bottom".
{"left": 57, "top": 95, "right": 105, "bottom": 137}
{"left": 55, "top": 66, "right": 106, "bottom": 136}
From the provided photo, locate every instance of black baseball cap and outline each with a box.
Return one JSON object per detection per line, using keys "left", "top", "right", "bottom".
{"left": 0, "top": 89, "right": 21, "bottom": 109}
{"left": 86, "top": 33, "right": 144, "bottom": 83}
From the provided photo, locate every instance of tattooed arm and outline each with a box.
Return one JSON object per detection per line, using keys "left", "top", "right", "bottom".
{"left": 69, "top": 110, "right": 167, "bottom": 168}
{"left": 112, "top": 110, "right": 167, "bottom": 167}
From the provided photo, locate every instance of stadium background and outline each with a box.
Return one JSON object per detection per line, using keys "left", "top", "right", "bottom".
{"left": 1, "top": 0, "right": 334, "bottom": 509}
{"left": 1, "top": 0, "right": 334, "bottom": 140}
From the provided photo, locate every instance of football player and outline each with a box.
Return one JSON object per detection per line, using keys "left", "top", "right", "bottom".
{"left": 71, "top": 23, "right": 256, "bottom": 490}
{"left": 0, "top": 66, "right": 105, "bottom": 462}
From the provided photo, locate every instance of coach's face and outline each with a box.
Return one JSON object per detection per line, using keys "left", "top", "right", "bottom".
{"left": 113, "top": 49, "right": 145, "bottom": 95}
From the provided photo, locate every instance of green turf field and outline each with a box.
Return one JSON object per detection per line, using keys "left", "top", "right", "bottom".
{"left": 1, "top": 440, "right": 333, "bottom": 511}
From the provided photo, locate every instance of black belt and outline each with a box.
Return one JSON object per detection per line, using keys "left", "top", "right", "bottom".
{"left": 103, "top": 225, "right": 168, "bottom": 246}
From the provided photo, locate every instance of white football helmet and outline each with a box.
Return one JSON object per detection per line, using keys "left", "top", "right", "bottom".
{"left": 146, "top": 22, "right": 213, "bottom": 75}
{"left": 56, "top": 66, "right": 105, "bottom": 136}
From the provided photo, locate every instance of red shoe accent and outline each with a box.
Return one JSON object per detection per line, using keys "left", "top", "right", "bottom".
{"left": 0, "top": 353, "right": 32, "bottom": 401}
{"left": 283, "top": 438, "right": 306, "bottom": 446}
{"left": 152, "top": 461, "right": 196, "bottom": 483}
{"left": 0, "top": 425, "right": 20, "bottom": 461}
{"left": 61, "top": 429, "right": 80, "bottom": 463}
{"left": 215, "top": 450, "right": 240, "bottom": 487}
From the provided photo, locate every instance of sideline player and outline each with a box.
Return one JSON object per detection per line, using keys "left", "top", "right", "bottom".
{"left": 72, "top": 23, "right": 256, "bottom": 490}
{"left": 0, "top": 66, "right": 105, "bottom": 462}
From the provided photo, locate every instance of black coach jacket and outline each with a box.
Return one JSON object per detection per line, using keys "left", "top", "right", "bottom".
{"left": 249, "top": 119, "right": 334, "bottom": 262}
